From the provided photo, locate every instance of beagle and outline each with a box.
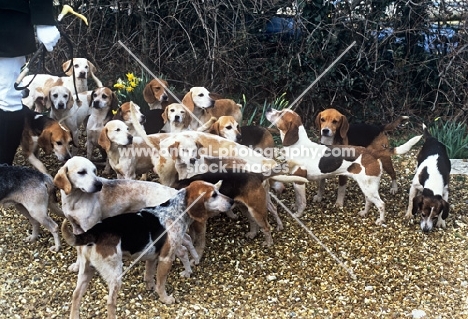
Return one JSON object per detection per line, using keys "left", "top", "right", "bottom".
{"left": 0, "top": 165, "right": 63, "bottom": 252}
{"left": 45, "top": 85, "right": 91, "bottom": 152}
{"left": 142, "top": 78, "right": 172, "bottom": 110}
{"left": 98, "top": 120, "right": 170, "bottom": 179}
{"left": 315, "top": 108, "right": 410, "bottom": 206}
{"left": 173, "top": 171, "right": 309, "bottom": 257}
{"left": 200, "top": 115, "right": 285, "bottom": 194}
{"left": 405, "top": 124, "right": 451, "bottom": 232}
{"left": 21, "top": 107, "right": 73, "bottom": 174}
{"left": 112, "top": 101, "right": 146, "bottom": 136}
{"left": 54, "top": 156, "right": 181, "bottom": 271}
{"left": 61, "top": 180, "right": 233, "bottom": 318}
{"left": 22, "top": 58, "right": 102, "bottom": 110}
{"left": 86, "top": 87, "right": 119, "bottom": 164}
{"left": 181, "top": 87, "right": 242, "bottom": 129}
{"left": 161, "top": 103, "right": 192, "bottom": 133}
{"left": 266, "top": 108, "right": 422, "bottom": 225}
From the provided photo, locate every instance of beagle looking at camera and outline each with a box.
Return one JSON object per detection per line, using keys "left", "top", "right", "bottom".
{"left": 181, "top": 87, "right": 242, "bottom": 129}
{"left": 315, "top": 108, "right": 409, "bottom": 206}
{"left": 405, "top": 124, "right": 451, "bottom": 232}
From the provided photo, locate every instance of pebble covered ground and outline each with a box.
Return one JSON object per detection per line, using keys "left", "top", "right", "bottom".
{"left": 0, "top": 143, "right": 467, "bottom": 319}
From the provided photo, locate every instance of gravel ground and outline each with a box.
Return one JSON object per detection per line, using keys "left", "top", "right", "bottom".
{"left": 1, "top": 145, "right": 468, "bottom": 319}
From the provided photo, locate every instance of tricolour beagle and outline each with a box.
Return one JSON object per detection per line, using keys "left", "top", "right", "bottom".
{"left": 405, "top": 124, "right": 451, "bottom": 232}
{"left": 21, "top": 107, "right": 73, "bottom": 174}
{"left": 266, "top": 108, "right": 422, "bottom": 225}
{"left": 61, "top": 180, "right": 233, "bottom": 318}
{"left": 315, "top": 108, "right": 410, "bottom": 206}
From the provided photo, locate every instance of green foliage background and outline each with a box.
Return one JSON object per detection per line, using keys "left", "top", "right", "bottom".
{"left": 47, "top": 0, "right": 468, "bottom": 128}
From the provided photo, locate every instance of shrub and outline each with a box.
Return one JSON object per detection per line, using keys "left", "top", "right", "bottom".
{"left": 428, "top": 119, "right": 468, "bottom": 159}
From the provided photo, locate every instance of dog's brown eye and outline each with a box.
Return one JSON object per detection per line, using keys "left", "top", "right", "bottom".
{"left": 53, "top": 94, "right": 58, "bottom": 98}
{"left": 181, "top": 111, "right": 185, "bottom": 113}
{"left": 102, "top": 94, "right": 108, "bottom": 99}
{"left": 64, "top": 95, "right": 69, "bottom": 99}
{"left": 211, "top": 192, "right": 218, "bottom": 198}
{"left": 78, "top": 170, "right": 86, "bottom": 175}
{"left": 170, "top": 109, "right": 175, "bottom": 112}
{"left": 198, "top": 94, "right": 204, "bottom": 97}
{"left": 56, "top": 141, "right": 63, "bottom": 145}
{"left": 332, "top": 120, "right": 338, "bottom": 124}
{"left": 226, "top": 125, "right": 232, "bottom": 130}
{"left": 74, "top": 64, "right": 79, "bottom": 68}
{"left": 321, "top": 118, "right": 325, "bottom": 122}
{"left": 116, "top": 128, "right": 121, "bottom": 132}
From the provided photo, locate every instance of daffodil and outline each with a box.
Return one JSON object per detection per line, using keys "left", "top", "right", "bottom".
{"left": 113, "top": 83, "right": 125, "bottom": 90}
{"left": 126, "top": 72, "right": 136, "bottom": 82}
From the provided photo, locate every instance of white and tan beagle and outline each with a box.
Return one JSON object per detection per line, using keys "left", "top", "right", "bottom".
{"left": 181, "top": 87, "right": 242, "bottom": 130}
{"left": 45, "top": 85, "right": 91, "bottom": 152}
{"left": 162, "top": 102, "right": 192, "bottom": 132}
{"left": 266, "top": 108, "right": 422, "bottom": 225}
{"left": 22, "top": 58, "right": 102, "bottom": 111}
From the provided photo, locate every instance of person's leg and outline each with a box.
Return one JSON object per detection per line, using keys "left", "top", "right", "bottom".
{"left": 0, "top": 56, "right": 26, "bottom": 165}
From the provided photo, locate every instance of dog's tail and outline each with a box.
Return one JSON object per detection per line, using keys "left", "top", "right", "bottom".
{"left": 391, "top": 134, "right": 423, "bottom": 155}
{"left": 268, "top": 175, "right": 309, "bottom": 184}
{"left": 129, "top": 101, "right": 159, "bottom": 149}
{"left": 422, "top": 123, "right": 432, "bottom": 139}
{"left": 61, "top": 219, "right": 96, "bottom": 247}
{"left": 382, "top": 115, "right": 410, "bottom": 132}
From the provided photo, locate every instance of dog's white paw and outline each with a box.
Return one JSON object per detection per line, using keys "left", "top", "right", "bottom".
{"left": 49, "top": 245, "right": 60, "bottom": 252}
{"left": 226, "top": 210, "right": 238, "bottom": 220}
{"left": 313, "top": 195, "right": 322, "bottom": 203}
{"left": 24, "top": 234, "right": 38, "bottom": 242}
{"left": 375, "top": 218, "right": 385, "bottom": 226}
{"left": 404, "top": 212, "right": 413, "bottom": 220}
{"left": 180, "top": 270, "right": 192, "bottom": 278}
{"left": 68, "top": 262, "right": 79, "bottom": 273}
{"left": 160, "top": 295, "right": 175, "bottom": 304}
{"left": 358, "top": 210, "right": 367, "bottom": 217}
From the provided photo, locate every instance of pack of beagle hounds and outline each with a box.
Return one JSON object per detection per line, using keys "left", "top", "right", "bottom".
{"left": 3, "top": 61, "right": 455, "bottom": 318}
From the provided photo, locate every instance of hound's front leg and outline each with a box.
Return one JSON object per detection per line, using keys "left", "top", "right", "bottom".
{"left": 293, "top": 182, "right": 307, "bottom": 217}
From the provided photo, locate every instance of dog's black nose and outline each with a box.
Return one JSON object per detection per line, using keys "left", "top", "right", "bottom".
{"left": 322, "top": 128, "right": 330, "bottom": 135}
{"left": 93, "top": 181, "right": 103, "bottom": 192}
{"left": 190, "top": 158, "right": 197, "bottom": 164}
{"left": 128, "top": 135, "right": 133, "bottom": 144}
{"left": 236, "top": 134, "right": 242, "bottom": 142}
{"left": 175, "top": 115, "right": 180, "bottom": 121}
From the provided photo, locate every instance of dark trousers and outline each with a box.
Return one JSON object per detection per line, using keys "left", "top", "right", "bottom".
{"left": 0, "top": 107, "right": 25, "bottom": 165}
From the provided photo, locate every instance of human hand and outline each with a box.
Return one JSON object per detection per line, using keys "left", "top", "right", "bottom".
{"left": 36, "top": 25, "right": 61, "bottom": 51}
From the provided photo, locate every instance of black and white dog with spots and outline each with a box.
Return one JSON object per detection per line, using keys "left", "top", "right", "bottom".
{"left": 61, "top": 180, "right": 233, "bottom": 318}
{"left": 0, "top": 165, "right": 63, "bottom": 251}
{"left": 405, "top": 124, "right": 451, "bottom": 232}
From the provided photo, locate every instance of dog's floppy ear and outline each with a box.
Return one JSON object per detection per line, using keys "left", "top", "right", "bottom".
{"left": 54, "top": 165, "right": 72, "bottom": 195}
{"left": 44, "top": 89, "right": 53, "bottom": 110}
{"left": 282, "top": 120, "right": 300, "bottom": 147}
{"left": 38, "top": 130, "right": 53, "bottom": 154}
{"left": 181, "top": 91, "right": 195, "bottom": 112}
{"left": 339, "top": 115, "right": 349, "bottom": 143}
{"left": 62, "top": 60, "right": 73, "bottom": 76}
{"left": 110, "top": 92, "right": 119, "bottom": 111}
{"left": 161, "top": 105, "right": 170, "bottom": 123}
{"left": 183, "top": 110, "right": 192, "bottom": 128}
{"left": 168, "top": 141, "right": 180, "bottom": 160}
{"left": 98, "top": 127, "right": 111, "bottom": 152}
{"left": 66, "top": 91, "right": 75, "bottom": 110}
{"left": 209, "top": 121, "right": 221, "bottom": 135}
{"left": 412, "top": 195, "right": 423, "bottom": 216}
{"left": 184, "top": 186, "right": 209, "bottom": 223}
{"left": 143, "top": 81, "right": 157, "bottom": 104}
{"left": 315, "top": 112, "right": 321, "bottom": 129}
{"left": 441, "top": 199, "right": 450, "bottom": 219}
